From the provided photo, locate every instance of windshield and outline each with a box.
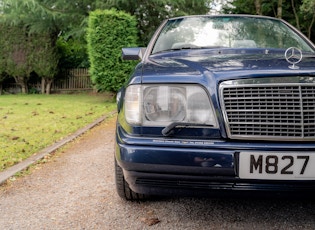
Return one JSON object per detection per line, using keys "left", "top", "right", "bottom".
{"left": 152, "top": 16, "right": 315, "bottom": 54}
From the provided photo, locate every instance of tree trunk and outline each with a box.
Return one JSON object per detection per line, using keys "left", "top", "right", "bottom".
{"left": 0, "top": 83, "right": 2, "bottom": 95}
{"left": 41, "top": 78, "right": 46, "bottom": 94}
{"left": 20, "top": 82, "right": 28, "bottom": 94}
{"left": 291, "top": 0, "right": 301, "bottom": 30}
{"left": 277, "top": 0, "right": 283, "bottom": 18}
{"left": 255, "top": 0, "right": 262, "bottom": 15}
{"left": 14, "top": 76, "right": 28, "bottom": 94}
{"left": 45, "top": 78, "right": 53, "bottom": 95}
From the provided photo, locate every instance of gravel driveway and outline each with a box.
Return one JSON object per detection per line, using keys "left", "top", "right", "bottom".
{"left": 1, "top": 117, "right": 315, "bottom": 229}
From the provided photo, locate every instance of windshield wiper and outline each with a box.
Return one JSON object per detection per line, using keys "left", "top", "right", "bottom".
{"left": 199, "top": 46, "right": 227, "bottom": 49}
{"left": 153, "top": 46, "right": 228, "bottom": 55}
{"left": 154, "top": 47, "right": 198, "bottom": 54}
{"left": 162, "top": 122, "right": 214, "bottom": 136}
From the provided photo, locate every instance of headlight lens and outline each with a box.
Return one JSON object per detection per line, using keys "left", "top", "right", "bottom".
{"left": 125, "top": 84, "right": 218, "bottom": 127}
{"left": 143, "top": 86, "right": 186, "bottom": 123}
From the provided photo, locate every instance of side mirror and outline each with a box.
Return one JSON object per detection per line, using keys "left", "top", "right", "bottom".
{"left": 122, "top": 47, "right": 146, "bottom": 60}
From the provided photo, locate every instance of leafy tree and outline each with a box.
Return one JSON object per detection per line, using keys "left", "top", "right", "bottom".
{"left": 57, "top": 37, "right": 90, "bottom": 69}
{"left": 33, "top": 34, "right": 59, "bottom": 94}
{"left": 1, "top": 0, "right": 94, "bottom": 34}
{"left": 2, "top": 25, "right": 34, "bottom": 94}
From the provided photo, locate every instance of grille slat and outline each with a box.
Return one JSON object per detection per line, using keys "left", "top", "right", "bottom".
{"left": 220, "top": 82, "right": 315, "bottom": 140}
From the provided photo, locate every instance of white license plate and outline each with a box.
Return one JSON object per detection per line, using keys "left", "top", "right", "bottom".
{"left": 239, "top": 152, "right": 315, "bottom": 180}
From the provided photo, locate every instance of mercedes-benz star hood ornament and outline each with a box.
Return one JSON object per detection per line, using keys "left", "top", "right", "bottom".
{"left": 285, "top": 47, "right": 303, "bottom": 69}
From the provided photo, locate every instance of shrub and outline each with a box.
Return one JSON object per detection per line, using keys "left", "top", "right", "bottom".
{"left": 87, "top": 9, "right": 139, "bottom": 93}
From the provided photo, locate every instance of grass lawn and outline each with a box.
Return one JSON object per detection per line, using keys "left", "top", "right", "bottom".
{"left": 0, "top": 93, "right": 116, "bottom": 172}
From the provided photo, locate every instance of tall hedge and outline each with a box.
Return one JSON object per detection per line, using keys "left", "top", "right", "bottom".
{"left": 87, "top": 9, "right": 138, "bottom": 92}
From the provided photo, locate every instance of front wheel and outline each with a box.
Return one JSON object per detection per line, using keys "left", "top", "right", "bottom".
{"left": 114, "top": 160, "right": 147, "bottom": 201}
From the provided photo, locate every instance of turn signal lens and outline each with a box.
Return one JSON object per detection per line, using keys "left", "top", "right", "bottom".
{"left": 125, "top": 85, "right": 142, "bottom": 124}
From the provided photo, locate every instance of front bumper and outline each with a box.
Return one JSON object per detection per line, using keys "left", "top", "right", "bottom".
{"left": 115, "top": 125, "right": 315, "bottom": 196}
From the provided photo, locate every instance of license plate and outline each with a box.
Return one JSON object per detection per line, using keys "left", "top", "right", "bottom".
{"left": 239, "top": 152, "right": 315, "bottom": 180}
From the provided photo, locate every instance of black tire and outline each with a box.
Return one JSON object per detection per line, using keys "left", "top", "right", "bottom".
{"left": 114, "top": 160, "right": 147, "bottom": 201}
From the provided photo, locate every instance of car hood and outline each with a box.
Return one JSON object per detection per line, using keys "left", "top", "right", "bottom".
{"left": 144, "top": 51, "right": 315, "bottom": 82}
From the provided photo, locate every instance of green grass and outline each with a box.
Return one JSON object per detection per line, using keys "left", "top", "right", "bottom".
{"left": 0, "top": 93, "right": 116, "bottom": 172}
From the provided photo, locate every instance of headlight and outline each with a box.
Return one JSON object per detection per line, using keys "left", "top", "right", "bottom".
{"left": 125, "top": 84, "right": 218, "bottom": 127}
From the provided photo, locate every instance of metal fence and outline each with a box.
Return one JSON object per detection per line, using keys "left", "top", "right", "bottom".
{"left": 2, "top": 68, "right": 93, "bottom": 94}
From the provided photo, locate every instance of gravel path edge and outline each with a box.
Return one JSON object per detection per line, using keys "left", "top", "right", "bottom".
{"left": 0, "top": 111, "right": 117, "bottom": 185}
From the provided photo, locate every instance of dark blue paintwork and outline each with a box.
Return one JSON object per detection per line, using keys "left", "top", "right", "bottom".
{"left": 115, "top": 15, "right": 315, "bottom": 196}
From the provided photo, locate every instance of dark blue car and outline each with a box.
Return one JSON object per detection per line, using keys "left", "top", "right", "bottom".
{"left": 115, "top": 14, "right": 315, "bottom": 200}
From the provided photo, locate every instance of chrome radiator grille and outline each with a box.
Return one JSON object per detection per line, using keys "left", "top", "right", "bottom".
{"left": 220, "top": 80, "right": 315, "bottom": 141}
